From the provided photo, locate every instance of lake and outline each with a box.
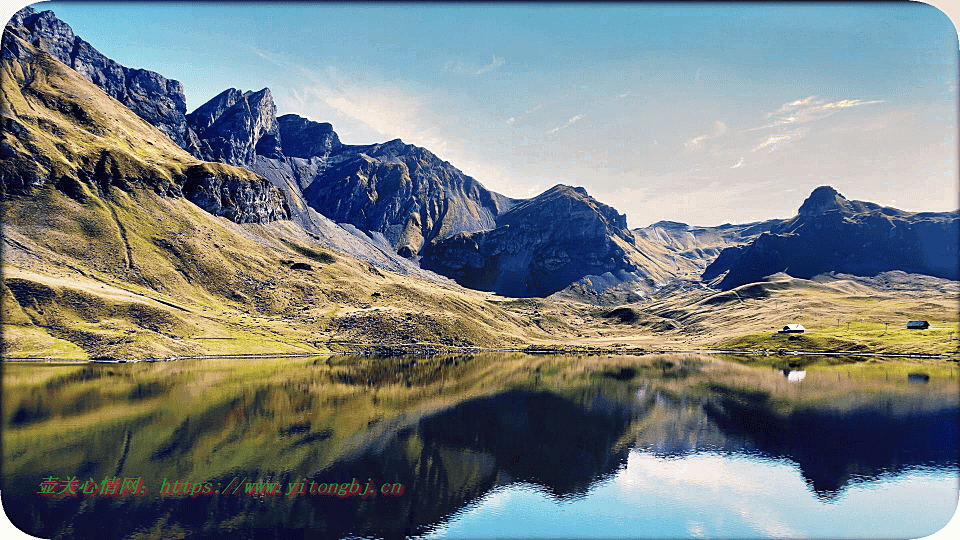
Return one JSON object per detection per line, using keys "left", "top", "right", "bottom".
{"left": 2, "top": 353, "right": 957, "bottom": 539}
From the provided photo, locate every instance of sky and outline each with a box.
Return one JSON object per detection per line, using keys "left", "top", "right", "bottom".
{"left": 6, "top": 1, "right": 960, "bottom": 227}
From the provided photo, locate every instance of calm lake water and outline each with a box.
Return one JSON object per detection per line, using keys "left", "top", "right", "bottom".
{"left": 2, "top": 353, "right": 957, "bottom": 539}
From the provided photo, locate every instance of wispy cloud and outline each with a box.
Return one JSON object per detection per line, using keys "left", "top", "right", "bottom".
{"left": 684, "top": 120, "right": 728, "bottom": 148}
{"left": 442, "top": 54, "right": 505, "bottom": 76}
{"left": 476, "top": 54, "right": 505, "bottom": 75}
{"left": 752, "top": 95, "right": 887, "bottom": 130}
{"left": 546, "top": 114, "right": 584, "bottom": 135}
{"left": 738, "top": 95, "right": 887, "bottom": 154}
{"left": 750, "top": 128, "right": 808, "bottom": 152}
{"left": 771, "top": 95, "right": 818, "bottom": 116}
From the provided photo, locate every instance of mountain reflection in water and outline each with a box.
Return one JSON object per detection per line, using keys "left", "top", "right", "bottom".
{"left": 2, "top": 353, "right": 957, "bottom": 539}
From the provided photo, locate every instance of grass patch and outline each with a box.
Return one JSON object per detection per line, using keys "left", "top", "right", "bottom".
{"left": 281, "top": 240, "right": 336, "bottom": 264}
{"left": 721, "top": 332, "right": 868, "bottom": 353}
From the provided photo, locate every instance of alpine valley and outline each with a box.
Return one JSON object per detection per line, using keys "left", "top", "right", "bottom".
{"left": 2, "top": 7, "right": 958, "bottom": 360}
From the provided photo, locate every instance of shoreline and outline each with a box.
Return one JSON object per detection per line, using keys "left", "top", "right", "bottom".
{"left": 3, "top": 345, "right": 958, "bottom": 363}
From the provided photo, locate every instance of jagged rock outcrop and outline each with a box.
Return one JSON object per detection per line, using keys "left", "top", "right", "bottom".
{"left": 703, "top": 186, "right": 960, "bottom": 289}
{"left": 187, "top": 88, "right": 283, "bottom": 165}
{"left": 277, "top": 114, "right": 341, "bottom": 160}
{"left": 181, "top": 164, "right": 288, "bottom": 223}
{"left": 6, "top": 7, "right": 199, "bottom": 152}
{"left": 421, "top": 185, "right": 676, "bottom": 297}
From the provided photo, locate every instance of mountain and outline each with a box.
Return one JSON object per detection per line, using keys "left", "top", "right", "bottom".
{"left": 0, "top": 20, "right": 550, "bottom": 359}
{"left": 7, "top": 7, "right": 200, "bottom": 152}
{"left": 15, "top": 7, "right": 954, "bottom": 305}
{"left": 299, "top": 138, "right": 514, "bottom": 257}
{"left": 187, "top": 87, "right": 284, "bottom": 164}
{"left": 420, "top": 184, "right": 680, "bottom": 297}
{"left": 188, "top": 87, "right": 514, "bottom": 257}
{"left": 0, "top": 24, "right": 287, "bottom": 223}
{"left": 5, "top": 7, "right": 682, "bottom": 297}
{"left": 632, "top": 219, "right": 781, "bottom": 277}
{"left": 703, "top": 186, "right": 960, "bottom": 289}
{"left": 5, "top": 7, "right": 449, "bottom": 278}
{"left": 183, "top": 83, "right": 513, "bottom": 262}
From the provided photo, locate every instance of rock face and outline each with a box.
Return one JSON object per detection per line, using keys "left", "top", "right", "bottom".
{"left": 7, "top": 7, "right": 198, "bottom": 151}
{"left": 277, "top": 114, "right": 341, "bottom": 160}
{"left": 301, "top": 139, "right": 514, "bottom": 257}
{"left": 181, "top": 164, "right": 288, "bottom": 223}
{"left": 421, "top": 185, "right": 669, "bottom": 297}
{"left": 704, "top": 186, "right": 960, "bottom": 289}
{"left": 185, "top": 85, "right": 512, "bottom": 258}
{"left": 187, "top": 88, "right": 283, "bottom": 165}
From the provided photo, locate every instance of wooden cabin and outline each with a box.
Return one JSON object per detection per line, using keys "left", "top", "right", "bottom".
{"left": 906, "top": 320, "right": 930, "bottom": 330}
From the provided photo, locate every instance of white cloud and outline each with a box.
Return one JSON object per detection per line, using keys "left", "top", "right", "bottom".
{"left": 281, "top": 66, "right": 465, "bottom": 159}
{"left": 753, "top": 96, "right": 887, "bottom": 131}
{"left": 476, "top": 54, "right": 505, "bottom": 75}
{"left": 750, "top": 128, "right": 808, "bottom": 152}
{"left": 248, "top": 46, "right": 292, "bottom": 69}
{"left": 546, "top": 114, "right": 584, "bottom": 135}
{"left": 684, "top": 120, "right": 728, "bottom": 148}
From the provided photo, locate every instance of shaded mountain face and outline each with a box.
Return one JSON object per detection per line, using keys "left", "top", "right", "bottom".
{"left": 7, "top": 7, "right": 199, "bottom": 152}
{"left": 277, "top": 114, "right": 341, "bottom": 159}
{"left": 704, "top": 186, "right": 960, "bottom": 289}
{"left": 301, "top": 139, "right": 514, "bottom": 257}
{"left": 0, "top": 24, "right": 287, "bottom": 222}
{"left": 420, "top": 185, "right": 678, "bottom": 297}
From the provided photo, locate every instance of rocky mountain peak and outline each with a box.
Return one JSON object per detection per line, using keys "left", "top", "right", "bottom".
{"left": 277, "top": 114, "right": 341, "bottom": 159}
{"left": 704, "top": 186, "right": 959, "bottom": 289}
{"left": 186, "top": 87, "right": 283, "bottom": 165}
{"left": 186, "top": 88, "right": 243, "bottom": 134}
{"left": 797, "top": 185, "right": 852, "bottom": 216}
{"left": 6, "top": 7, "right": 196, "bottom": 150}
{"left": 363, "top": 138, "right": 417, "bottom": 161}
{"left": 648, "top": 220, "right": 690, "bottom": 230}
{"left": 8, "top": 8, "right": 75, "bottom": 65}
{"left": 504, "top": 184, "right": 628, "bottom": 232}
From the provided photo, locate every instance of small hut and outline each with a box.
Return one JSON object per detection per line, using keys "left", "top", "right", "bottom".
{"left": 778, "top": 324, "right": 805, "bottom": 334}
{"left": 906, "top": 320, "right": 930, "bottom": 330}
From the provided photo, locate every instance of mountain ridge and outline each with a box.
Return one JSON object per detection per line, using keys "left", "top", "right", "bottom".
{"left": 6, "top": 6, "right": 957, "bottom": 303}
{"left": 8, "top": 7, "right": 200, "bottom": 151}
{"left": 704, "top": 186, "right": 959, "bottom": 289}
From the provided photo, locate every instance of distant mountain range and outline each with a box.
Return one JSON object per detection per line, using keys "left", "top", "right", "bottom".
{"left": 703, "top": 186, "right": 959, "bottom": 289}
{"left": 4, "top": 7, "right": 957, "bottom": 300}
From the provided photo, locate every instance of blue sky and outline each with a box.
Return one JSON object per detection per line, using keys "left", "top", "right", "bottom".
{"left": 8, "top": 1, "right": 960, "bottom": 226}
